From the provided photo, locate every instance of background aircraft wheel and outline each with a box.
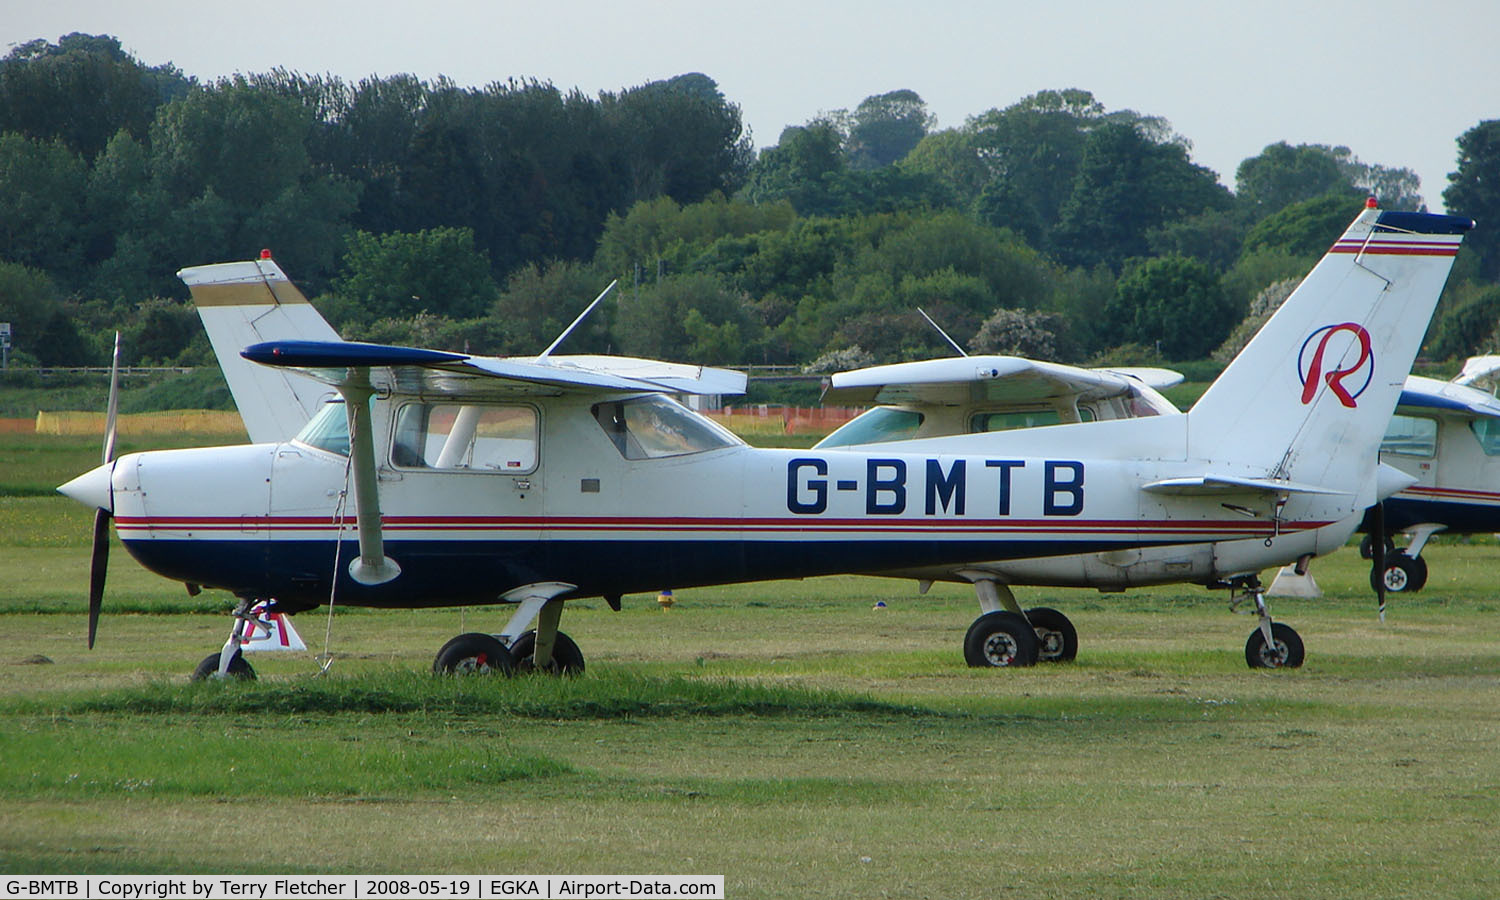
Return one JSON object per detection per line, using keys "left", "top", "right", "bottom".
{"left": 190, "top": 649, "right": 255, "bottom": 681}
{"left": 1244, "top": 622, "right": 1304, "bottom": 669}
{"left": 963, "top": 611, "right": 1039, "bottom": 668}
{"left": 1025, "top": 607, "right": 1078, "bottom": 662}
{"left": 433, "top": 633, "right": 515, "bottom": 676}
{"left": 508, "top": 630, "right": 586, "bottom": 675}
{"left": 1358, "top": 534, "right": 1396, "bottom": 560}
{"left": 1371, "top": 553, "right": 1427, "bottom": 594}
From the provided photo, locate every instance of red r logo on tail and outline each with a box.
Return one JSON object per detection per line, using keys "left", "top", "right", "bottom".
{"left": 1298, "top": 323, "right": 1374, "bottom": 407}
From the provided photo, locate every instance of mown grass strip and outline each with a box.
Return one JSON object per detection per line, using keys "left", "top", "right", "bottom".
{"left": 1, "top": 723, "right": 574, "bottom": 799}
{"left": 13, "top": 670, "right": 941, "bottom": 721}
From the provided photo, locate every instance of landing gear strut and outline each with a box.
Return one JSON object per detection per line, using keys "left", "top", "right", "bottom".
{"left": 1230, "top": 576, "right": 1304, "bottom": 669}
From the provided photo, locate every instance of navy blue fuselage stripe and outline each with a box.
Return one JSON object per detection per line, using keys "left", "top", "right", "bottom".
{"left": 122, "top": 536, "right": 1196, "bottom": 610}
{"left": 1362, "top": 497, "right": 1500, "bottom": 535}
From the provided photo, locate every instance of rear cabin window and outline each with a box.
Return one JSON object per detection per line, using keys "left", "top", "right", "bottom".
{"left": 392, "top": 403, "right": 538, "bottom": 472}
{"left": 1381, "top": 414, "right": 1437, "bottom": 458}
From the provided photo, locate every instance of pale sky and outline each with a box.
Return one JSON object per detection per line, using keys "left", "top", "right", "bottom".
{"left": 5, "top": 0, "right": 1497, "bottom": 213}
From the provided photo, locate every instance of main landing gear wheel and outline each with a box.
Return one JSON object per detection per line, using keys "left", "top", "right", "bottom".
{"left": 1371, "top": 552, "right": 1427, "bottom": 594}
{"left": 433, "top": 632, "right": 515, "bottom": 676}
{"left": 1245, "top": 622, "right": 1304, "bottom": 669}
{"left": 964, "top": 611, "right": 1039, "bottom": 668}
{"left": 191, "top": 649, "right": 255, "bottom": 681}
{"left": 509, "top": 629, "right": 586, "bottom": 675}
{"left": 1025, "top": 607, "right": 1078, "bottom": 663}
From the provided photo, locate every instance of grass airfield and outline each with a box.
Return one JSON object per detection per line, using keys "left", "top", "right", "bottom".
{"left": 3, "top": 432, "right": 1499, "bottom": 898}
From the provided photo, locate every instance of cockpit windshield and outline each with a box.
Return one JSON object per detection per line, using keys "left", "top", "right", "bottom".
{"left": 293, "top": 400, "right": 351, "bottom": 456}
{"left": 592, "top": 395, "right": 744, "bottom": 459}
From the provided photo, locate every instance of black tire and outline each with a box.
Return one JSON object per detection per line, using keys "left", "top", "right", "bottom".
{"left": 509, "top": 630, "right": 585, "bottom": 675}
{"left": 1371, "top": 552, "right": 1428, "bottom": 594}
{"left": 1245, "top": 622, "right": 1305, "bottom": 669}
{"left": 191, "top": 649, "right": 255, "bottom": 681}
{"left": 1025, "top": 606, "right": 1078, "bottom": 663}
{"left": 1358, "top": 534, "right": 1396, "bottom": 560}
{"left": 963, "top": 612, "right": 1039, "bottom": 668}
{"left": 432, "top": 632, "right": 514, "bottom": 676}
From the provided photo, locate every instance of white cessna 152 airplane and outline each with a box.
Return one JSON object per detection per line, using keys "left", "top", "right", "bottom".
{"left": 59, "top": 201, "right": 1472, "bottom": 678}
{"left": 1358, "top": 358, "right": 1500, "bottom": 594}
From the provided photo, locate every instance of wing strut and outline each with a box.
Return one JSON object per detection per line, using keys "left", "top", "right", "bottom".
{"left": 339, "top": 371, "right": 401, "bottom": 586}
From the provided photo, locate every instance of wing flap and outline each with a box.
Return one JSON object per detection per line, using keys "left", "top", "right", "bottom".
{"left": 1143, "top": 474, "right": 1350, "bottom": 497}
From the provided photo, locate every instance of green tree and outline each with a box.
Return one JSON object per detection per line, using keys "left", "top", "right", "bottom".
{"left": 743, "top": 122, "right": 847, "bottom": 214}
{"left": 0, "top": 33, "right": 190, "bottom": 159}
{"left": 1240, "top": 193, "right": 1366, "bottom": 259}
{"left": 493, "top": 259, "right": 615, "bottom": 355}
{"left": 603, "top": 73, "right": 754, "bottom": 202}
{"left": 843, "top": 89, "right": 935, "bottom": 169}
{"left": 1237, "top": 141, "right": 1423, "bottom": 220}
{"left": 1425, "top": 282, "right": 1500, "bottom": 360}
{"left": 0, "top": 133, "right": 88, "bottom": 276}
{"left": 1235, "top": 142, "right": 1351, "bottom": 220}
{"left": 612, "top": 273, "right": 758, "bottom": 364}
{"left": 0, "top": 262, "right": 61, "bottom": 360}
{"left": 335, "top": 228, "right": 499, "bottom": 320}
{"left": 1444, "top": 120, "right": 1500, "bottom": 281}
{"left": 1050, "top": 123, "right": 1233, "bottom": 269}
{"left": 1107, "top": 255, "right": 1235, "bottom": 359}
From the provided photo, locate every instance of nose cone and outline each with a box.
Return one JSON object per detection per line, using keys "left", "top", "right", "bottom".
{"left": 1375, "top": 462, "right": 1419, "bottom": 501}
{"left": 58, "top": 463, "right": 114, "bottom": 512}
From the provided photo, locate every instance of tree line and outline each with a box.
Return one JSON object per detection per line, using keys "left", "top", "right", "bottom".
{"left": 2, "top": 33, "right": 1498, "bottom": 375}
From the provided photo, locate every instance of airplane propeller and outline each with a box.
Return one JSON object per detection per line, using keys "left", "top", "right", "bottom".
{"left": 1370, "top": 499, "right": 1387, "bottom": 623}
{"left": 87, "top": 332, "right": 122, "bottom": 649}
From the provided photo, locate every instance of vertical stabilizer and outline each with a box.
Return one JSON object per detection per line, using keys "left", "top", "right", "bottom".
{"left": 1187, "top": 202, "right": 1473, "bottom": 497}
{"left": 178, "top": 256, "right": 341, "bottom": 443}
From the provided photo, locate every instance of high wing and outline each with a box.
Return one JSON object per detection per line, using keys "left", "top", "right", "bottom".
{"left": 1452, "top": 355, "right": 1500, "bottom": 392}
{"left": 822, "top": 355, "right": 1181, "bottom": 409}
{"left": 1399, "top": 372, "right": 1500, "bottom": 421}
{"left": 240, "top": 340, "right": 747, "bottom": 399}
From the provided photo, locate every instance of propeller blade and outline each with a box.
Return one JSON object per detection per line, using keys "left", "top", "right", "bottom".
{"left": 87, "top": 331, "right": 122, "bottom": 648}
{"left": 88, "top": 507, "right": 110, "bottom": 649}
{"left": 1371, "top": 500, "right": 1387, "bottom": 622}
{"left": 102, "top": 331, "right": 121, "bottom": 465}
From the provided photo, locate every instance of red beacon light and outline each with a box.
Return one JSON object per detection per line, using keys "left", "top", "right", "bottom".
{"left": 260, "top": 248, "right": 272, "bottom": 259}
{"left": 1366, "top": 196, "right": 1379, "bottom": 209}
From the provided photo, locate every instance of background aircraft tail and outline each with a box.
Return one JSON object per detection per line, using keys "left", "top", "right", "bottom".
{"left": 178, "top": 254, "right": 341, "bottom": 443}
{"left": 1187, "top": 201, "right": 1473, "bottom": 498}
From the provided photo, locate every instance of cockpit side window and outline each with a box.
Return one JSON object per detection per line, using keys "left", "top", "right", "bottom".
{"left": 591, "top": 395, "right": 742, "bottom": 459}
{"left": 814, "top": 407, "right": 925, "bottom": 449}
{"left": 392, "top": 403, "right": 538, "bottom": 472}
{"left": 969, "top": 406, "right": 1096, "bottom": 433}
